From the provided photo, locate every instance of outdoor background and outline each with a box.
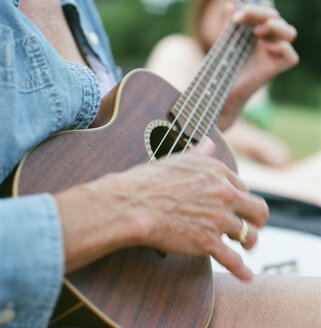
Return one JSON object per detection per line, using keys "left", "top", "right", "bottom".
{"left": 95, "top": 0, "right": 321, "bottom": 160}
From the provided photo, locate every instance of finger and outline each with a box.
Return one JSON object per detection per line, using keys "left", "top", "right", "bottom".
{"left": 194, "top": 140, "right": 248, "bottom": 192}
{"left": 232, "top": 191, "right": 269, "bottom": 227}
{"left": 201, "top": 160, "right": 248, "bottom": 193}
{"left": 218, "top": 166, "right": 248, "bottom": 192}
{"left": 199, "top": 157, "right": 249, "bottom": 192}
{"left": 233, "top": 4, "right": 280, "bottom": 25}
{"left": 267, "top": 40, "right": 299, "bottom": 67}
{"left": 254, "top": 18, "right": 297, "bottom": 42}
{"left": 195, "top": 136, "right": 216, "bottom": 157}
{"left": 211, "top": 241, "right": 254, "bottom": 281}
{"left": 221, "top": 214, "right": 258, "bottom": 250}
{"left": 226, "top": 216, "right": 258, "bottom": 249}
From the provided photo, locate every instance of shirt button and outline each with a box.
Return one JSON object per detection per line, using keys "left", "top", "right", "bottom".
{"left": 88, "top": 31, "right": 99, "bottom": 46}
{"left": 0, "top": 303, "right": 15, "bottom": 324}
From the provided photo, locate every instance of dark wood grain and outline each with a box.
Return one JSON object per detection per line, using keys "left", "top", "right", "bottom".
{"left": 16, "top": 70, "right": 236, "bottom": 196}
{"left": 15, "top": 70, "right": 237, "bottom": 327}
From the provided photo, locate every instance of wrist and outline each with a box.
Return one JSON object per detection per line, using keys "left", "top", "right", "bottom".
{"left": 54, "top": 173, "right": 142, "bottom": 273}
{"left": 218, "top": 73, "right": 265, "bottom": 131}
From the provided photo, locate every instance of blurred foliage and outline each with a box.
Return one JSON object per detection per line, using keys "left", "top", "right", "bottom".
{"left": 95, "top": 0, "right": 188, "bottom": 72}
{"left": 95, "top": 0, "right": 321, "bottom": 109}
{"left": 270, "top": 0, "right": 321, "bottom": 108}
{"left": 270, "top": 104, "right": 321, "bottom": 159}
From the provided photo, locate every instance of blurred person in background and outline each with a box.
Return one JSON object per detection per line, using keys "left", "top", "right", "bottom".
{"left": 146, "top": 0, "right": 292, "bottom": 167}
{"left": 146, "top": 0, "right": 321, "bottom": 205}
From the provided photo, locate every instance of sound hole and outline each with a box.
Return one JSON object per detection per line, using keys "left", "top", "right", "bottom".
{"left": 149, "top": 125, "right": 189, "bottom": 159}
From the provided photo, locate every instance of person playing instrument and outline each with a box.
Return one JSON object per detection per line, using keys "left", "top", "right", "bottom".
{"left": 146, "top": 0, "right": 321, "bottom": 205}
{"left": 0, "top": 0, "right": 320, "bottom": 327}
{"left": 146, "top": 0, "right": 292, "bottom": 167}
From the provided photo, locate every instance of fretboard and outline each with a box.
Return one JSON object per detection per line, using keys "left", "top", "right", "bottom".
{"left": 170, "top": 21, "right": 256, "bottom": 142}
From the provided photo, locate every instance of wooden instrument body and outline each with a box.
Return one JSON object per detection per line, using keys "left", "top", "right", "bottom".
{"left": 13, "top": 69, "right": 237, "bottom": 327}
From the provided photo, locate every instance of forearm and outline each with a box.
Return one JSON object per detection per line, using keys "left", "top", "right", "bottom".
{"left": 54, "top": 174, "right": 141, "bottom": 274}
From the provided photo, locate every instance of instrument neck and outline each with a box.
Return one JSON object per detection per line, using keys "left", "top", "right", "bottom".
{"left": 170, "top": 21, "right": 255, "bottom": 142}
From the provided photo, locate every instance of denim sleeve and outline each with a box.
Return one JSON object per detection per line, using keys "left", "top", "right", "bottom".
{"left": 0, "top": 194, "right": 63, "bottom": 327}
{"left": 0, "top": 1, "right": 101, "bottom": 183}
{"left": 0, "top": 2, "right": 101, "bottom": 325}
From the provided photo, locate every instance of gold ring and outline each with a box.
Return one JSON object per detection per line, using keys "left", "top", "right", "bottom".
{"left": 239, "top": 219, "right": 249, "bottom": 244}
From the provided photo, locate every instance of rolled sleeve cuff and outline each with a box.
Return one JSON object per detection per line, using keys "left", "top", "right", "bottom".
{"left": 0, "top": 193, "right": 64, "bottom": 327}
{"left": 65, "top": 62, "right": 101, "bottom": 130}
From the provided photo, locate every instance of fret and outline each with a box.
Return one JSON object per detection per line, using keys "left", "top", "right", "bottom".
{"left": 170, "top": 22, "right": 254, "bottom": 142}
{"left": 144, "top": 0, "right": 275, "bottom": 165}
{"left": 170, "top": 23, "right": 238, "bottom": 133}
{"left": 167, "top": 0, "right": 274, "bottom": 153}
{"left": 203, "top": 36, "right": 255, "bottom": 136}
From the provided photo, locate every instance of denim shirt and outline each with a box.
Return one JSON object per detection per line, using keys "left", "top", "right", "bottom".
{"left": 0, "top": 0, "right": 121, "bottom": 326}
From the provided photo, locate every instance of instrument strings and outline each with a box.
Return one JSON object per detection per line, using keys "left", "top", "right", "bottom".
{"left": 181, "top": 27, "right": 255, "bottom": 154}
{"left": 148, "top": 22, "right": 236, "bottom": 164}
{"left": 203, "top": 36, "right": 254, "bottom": 136}
{"left": 166, "top": 24, "right": 251, "bottom": 157}
{"left": 149, "top": 21, "right": 255, "bottom": 162}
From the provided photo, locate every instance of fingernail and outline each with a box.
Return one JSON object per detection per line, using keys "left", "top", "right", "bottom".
{"left": 233, "top": 11, "right": 243, "bottom": 23}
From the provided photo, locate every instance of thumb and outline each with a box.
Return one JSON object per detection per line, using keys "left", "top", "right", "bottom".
{"left": 195, "top": 136, "right": 216, "bottom": 157}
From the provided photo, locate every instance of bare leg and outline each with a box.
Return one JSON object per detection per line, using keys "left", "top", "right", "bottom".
{"left": 210, "top": 273, "right": 321, "bottom": 328}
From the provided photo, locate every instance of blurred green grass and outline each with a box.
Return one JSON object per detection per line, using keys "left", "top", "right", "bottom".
{"left": 270, "top": 104, "right": 321, "bottom": 160}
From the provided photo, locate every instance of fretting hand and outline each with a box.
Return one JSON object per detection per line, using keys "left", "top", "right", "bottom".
{"left": 217, "top": 3, "right": 298, "bottom": 131}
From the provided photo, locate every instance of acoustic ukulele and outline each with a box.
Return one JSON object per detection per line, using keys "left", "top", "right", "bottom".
{"left": 10, "top": 0, "right": 271, "bottom": 326}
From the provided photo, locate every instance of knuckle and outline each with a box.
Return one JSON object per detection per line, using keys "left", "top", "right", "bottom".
{"left": 202, "top": 234, "right": 220, "bottom": 255}
{"left": 213, "top": 211, "right": 229, "bottom": 230}
{"left": 220, "top": 183, "right": 238, "bottom": 204}
{"left": 134, "top": 215, "right": 154, "bottom": 242}
{"left": 197, "top": 172, "right": 208, "bottom": 184}
{"left": 207, "top": 234, "right": 220, "bottom": 250}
